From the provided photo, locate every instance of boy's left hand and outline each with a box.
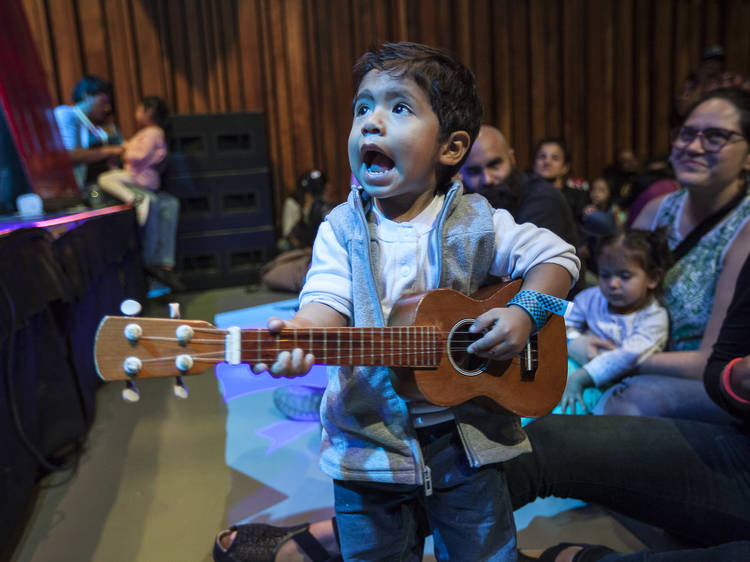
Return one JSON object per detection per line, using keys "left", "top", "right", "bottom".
{"left": 467, "top": 306, "right": 533, "bottom": 360}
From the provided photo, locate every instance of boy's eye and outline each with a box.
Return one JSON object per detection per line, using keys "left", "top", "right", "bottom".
{"left": 393, "top": 102, "right": 411, "bottom": 114}
{"left": 354, "top": 104, "right": 370, "bottom": 116}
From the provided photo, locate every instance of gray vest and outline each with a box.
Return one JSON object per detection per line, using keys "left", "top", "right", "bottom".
{"left": 319, "top": 183, "right": 530, "bottom": 485}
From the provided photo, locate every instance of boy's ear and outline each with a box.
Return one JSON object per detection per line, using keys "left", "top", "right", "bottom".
{"left": 439, "top": 131, "right": 471, "bottom": 167}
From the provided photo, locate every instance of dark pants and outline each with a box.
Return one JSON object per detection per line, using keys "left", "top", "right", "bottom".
{"left": 506, "top": 415, "right": 750, "bottom": 561}
{"left": 333, "top": 422, "right": 517, "bottom": 561}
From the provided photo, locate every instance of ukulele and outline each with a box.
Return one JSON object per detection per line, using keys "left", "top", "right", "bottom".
{"left": 94, "top": 281, "right": 567, "bottom": 417}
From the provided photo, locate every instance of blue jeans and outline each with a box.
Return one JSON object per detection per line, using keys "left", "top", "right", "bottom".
{"left": 593, "top": 375, "right": 735, "bottom": 424}
{"left": 138, "top": 189, "right": 179, "bottom": 268}
{"left": 506, "top": 415, "right": 750, "bottom": 560}
{"left": 333, "top": 422, "right": 517, "bottom": 561}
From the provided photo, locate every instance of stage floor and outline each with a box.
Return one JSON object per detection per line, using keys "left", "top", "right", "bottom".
{"left": 10, "top": 285, "right": 648, "bottom": 561}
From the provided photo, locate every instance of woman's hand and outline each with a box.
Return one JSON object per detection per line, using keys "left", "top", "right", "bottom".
{"left": 467, "top": 306, "right": 533, "bottom": 360}
{"left": 559, "top": 368, "right": 594, "bottom": 414}
{"left": 729, "top": 356, "right": 750, "bottom": 401}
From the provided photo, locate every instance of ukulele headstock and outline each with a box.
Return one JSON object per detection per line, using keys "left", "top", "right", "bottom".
{"left": 94, "top": 315, "right": 221, "bottom": 383}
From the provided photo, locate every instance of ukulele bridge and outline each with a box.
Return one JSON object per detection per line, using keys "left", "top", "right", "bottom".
{"left": 520, "top": 333, "right": 539, "bottom": 381}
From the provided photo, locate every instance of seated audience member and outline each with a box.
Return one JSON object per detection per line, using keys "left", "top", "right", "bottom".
{"left": 261, "top": 169, "right": 333, "bottom": 293}
{"left": 460, "top": 125, "right": 579, "bottom": 246}
{"left": 531, "top": 137, "right": 589, "bottom": 225}
{"left": 210, "top": 252, "right": 750, "bottom": 561}
{"left": 560, "top": 229, "right": 671, "bottom": 414}
{"left": 97, "top": 96, "right": 168, "bottom": 226}
{"left": 583, "top": 87, "right": 750, "bottom": 421}
{"left": 603, "top": 147, "right": 640, "bottom": 204}
{"left": 278, "top": 169, "right": 333, "bottom": 252}
{"left": 624, "top": 158, "right": 679, "bottom": 228}
{"left": 96, "top": 95, "right": 181, "bottom": 292}
{"left": 579, "top": 176, "right": 622, "bottom": 272}
{"left": 512, "top": 250, "right": 750, "bottom": 561}
{"left": 53, "top": 75, "right": 124, "bottom": 190}
{"left": 584, "top": 176, "right": 624, "bottom": 229}
{"left": 674, "top": 44, "right": 750, "bottom": 120}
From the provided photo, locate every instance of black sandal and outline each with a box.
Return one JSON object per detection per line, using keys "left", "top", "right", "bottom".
{"left": 213, "top": 521, "right": 335, "bottom": 562}
{"left": 536, "top": 542, "right": 617, "bottom": 562}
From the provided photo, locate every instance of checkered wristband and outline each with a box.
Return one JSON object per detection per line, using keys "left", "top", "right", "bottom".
{"left": 507, "top": 289, "right": 573, "bottom": 333}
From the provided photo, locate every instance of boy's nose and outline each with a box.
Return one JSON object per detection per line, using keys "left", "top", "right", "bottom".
{"left": 361, "top": 110, "right": 384, "bottom": 136}
{"left": 361, "top": 120, "right": 382, "bottom": 135}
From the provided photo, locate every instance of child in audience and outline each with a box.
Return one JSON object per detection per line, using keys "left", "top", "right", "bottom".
{"left": 579, "top": 176, "right": 622, "bottom": 273}
{"left": 214, "top": 42, "right": 579, "bottom": 562}
{"left": 560, "top": 229, "right": 671, "bottom": 414}
{"left": 277, "top": 169, "right": 332, "bottom": 252}
{"left": 97, "top": 96, "right": 168, "bottom": 225}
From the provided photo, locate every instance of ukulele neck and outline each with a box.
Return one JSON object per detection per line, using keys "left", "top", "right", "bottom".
{"left": 237, "top": 326, "right": 442, "bottom": 367}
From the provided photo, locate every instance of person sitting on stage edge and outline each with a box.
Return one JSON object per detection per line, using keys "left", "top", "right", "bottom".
{"left": 97, "top": 96, "right": 168, "bottom": 226}
{"left": 213, "top": 41, "right": 579, "bottom": 562}
{"left": 53, "top": 75, "right": 124, "bottom": 190}
{"left": 94, "top": 95, "right": 182, "bottom": 292}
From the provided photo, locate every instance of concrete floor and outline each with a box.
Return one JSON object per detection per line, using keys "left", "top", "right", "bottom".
{"left": 9, "top": 284, "right": 648, "bottom": 562}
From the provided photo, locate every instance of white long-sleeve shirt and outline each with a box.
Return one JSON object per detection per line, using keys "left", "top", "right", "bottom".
{"left": 299, "top": 193, "right": 580, "bottom": 321}
{"left": 565, "top": 286, "right": 669, "bottom": 386}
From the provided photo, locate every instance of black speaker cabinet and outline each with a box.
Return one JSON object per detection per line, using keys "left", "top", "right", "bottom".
{"left": 164, "top": 112, "right": 276, "bottom": 290}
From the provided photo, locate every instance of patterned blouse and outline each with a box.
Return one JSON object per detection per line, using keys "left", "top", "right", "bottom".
{"left": 653, "top": 187, "right": 750, "bottom": 351}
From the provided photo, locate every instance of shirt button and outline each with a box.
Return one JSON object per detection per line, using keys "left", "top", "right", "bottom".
{"left": 401, "top": 266, "right": 410, "bottom": 277}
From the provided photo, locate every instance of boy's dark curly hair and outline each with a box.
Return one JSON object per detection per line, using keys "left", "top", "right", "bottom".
{"left": 352, "top": 42, "right": 483, "bottom": 185}
{"left": 597, "top": 228, "right": 673, "bottom": 295}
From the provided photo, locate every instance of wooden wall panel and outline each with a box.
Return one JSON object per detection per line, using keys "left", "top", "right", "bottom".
{"left": 22, "top": 0, "right": 750, "bottom": 224}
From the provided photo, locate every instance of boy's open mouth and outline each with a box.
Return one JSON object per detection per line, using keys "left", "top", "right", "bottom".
{"left": 363, "top": 149, "right": 395, "bottom": 174}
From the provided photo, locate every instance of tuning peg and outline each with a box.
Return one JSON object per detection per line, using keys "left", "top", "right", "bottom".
{"left": 173, "top": 375, "right": 189, "bottom": 399}
{"left": 120, "top": 299, "right": 142, "bottom": 317}
{"left": 123, "top": 356, "right": 142, "bottom": 376}
{"left": 169, "top": 303, "right": 189, "bottom": 398}
{"left": 122, "top": 380, "right": 140, "bottom": 402}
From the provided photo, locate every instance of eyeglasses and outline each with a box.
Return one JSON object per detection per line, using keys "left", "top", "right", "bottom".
{"left": 671, "top": 126, "right": 747, "bottom": 153}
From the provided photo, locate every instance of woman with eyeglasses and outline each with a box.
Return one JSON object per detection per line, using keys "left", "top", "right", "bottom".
{"left": 572, "top": 87, "right": 750, "bottom": 422}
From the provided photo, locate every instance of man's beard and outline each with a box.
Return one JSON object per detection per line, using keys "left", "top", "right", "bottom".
{"left": 477, "top": 169, "right": 522, "bottom": 217}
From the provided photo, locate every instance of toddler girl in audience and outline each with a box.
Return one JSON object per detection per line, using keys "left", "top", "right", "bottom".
{"left": 559, "top": 229, "right": 671, "bottom": 414}
{"left": 97, "top": 96, "right": 168, "bottom": 225}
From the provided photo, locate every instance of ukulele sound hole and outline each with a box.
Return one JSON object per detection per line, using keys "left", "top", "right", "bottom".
{"left": 447, "top": 319, "right": 489, "bottom": 376}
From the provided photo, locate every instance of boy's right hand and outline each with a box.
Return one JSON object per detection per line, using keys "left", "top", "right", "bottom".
{"left": 252, "top": 316, "right": 316, "bottom": 378}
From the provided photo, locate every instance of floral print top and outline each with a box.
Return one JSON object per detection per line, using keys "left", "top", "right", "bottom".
{"left": 654, "top": 187, "right": 750, "bottom": 351}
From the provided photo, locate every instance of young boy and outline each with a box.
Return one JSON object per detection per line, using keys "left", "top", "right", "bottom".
{"left": 253, "top": 42, "right": 579, "bottom": 560}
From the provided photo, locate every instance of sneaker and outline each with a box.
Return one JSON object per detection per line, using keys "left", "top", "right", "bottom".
{"left": 146, "top": 266, "right": 186, "bottom": 292}
{"left": 147, "top": 279, "right": 171, "bottom": 299}
{"left": 273, "top": 385, "right": 323, "bottom": 421}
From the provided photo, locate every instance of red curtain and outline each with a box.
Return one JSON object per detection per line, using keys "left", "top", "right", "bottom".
{"left": 0, "top": 0, "right": 77, "bottom": 199}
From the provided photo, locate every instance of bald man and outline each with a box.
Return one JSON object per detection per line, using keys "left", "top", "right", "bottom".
{"left": 461, "top": 125, "right": 579, "bottom": 246}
